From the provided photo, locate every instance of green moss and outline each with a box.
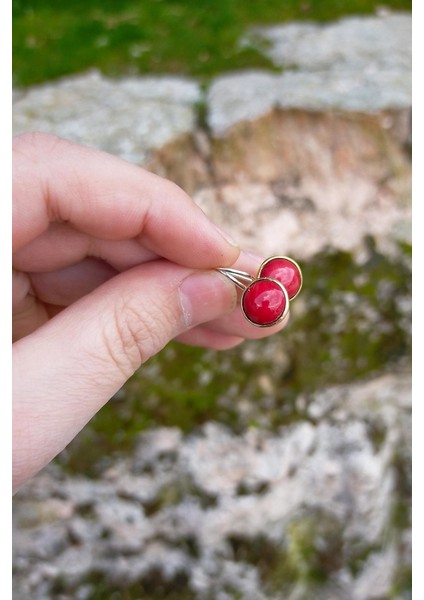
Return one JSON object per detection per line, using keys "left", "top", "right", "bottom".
{"left": 226, "top": 509, "right": 345, "bottom": 594}
{"left": 143, "top": 483, "right": 185, "bottom": 517}
{"left": 389, "top": 449, "right": 412, "bottom": 531}
{"left": 227, "top": 532, "right": 297, "bottom": 595}
{"left": 345, "top": 538, "right": 380, "bottom": 578}
{"left": 286, "top": 241, "right": 411, "bottom": 393}
{"left": 13, "top": 0, "right": 412, "bottom": 87}
{"left": 389, "top": 564, "right": 412, "bottom": 598}
{"left": 284, "top": 510, "right": 345, "bottom": 585}
{"left": 364, "top": 417, "right": 388, "bottom": 452}
{"left": 142, "top": 475, "right": 217, "bottom": 516}
{"left": 229, "top": 533, "right": 281, "bottom": 568}
{"left": 56, "top": 241, "right": 411, "bottom": 475}
{"left": 80, "top": 568, "right": 195, "bottom": 600}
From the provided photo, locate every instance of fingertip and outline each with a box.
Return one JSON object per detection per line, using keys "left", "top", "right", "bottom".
{"left": 175, "top": 327, "right": 244, "bottom": 350}
{"left": 213, "top": 225, "right": 241, "bottom": 264}
{"left": 179, "top": 270, "right": 238, "bottom": 328}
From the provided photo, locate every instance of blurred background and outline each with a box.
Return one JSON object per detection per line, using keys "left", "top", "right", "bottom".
{"left": 13, "top": 1, "right": 412, "bottom": 599}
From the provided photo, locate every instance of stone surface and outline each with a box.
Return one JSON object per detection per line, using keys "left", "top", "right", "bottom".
{"left": 13, "top": 70, "right": 202, "bottom": 165}
{"left": 210, "top": 13, "right": 411, "bottom": 135}
{"left": 243, "top": 12, "right": 411, "bottom": 72}
{"left": 207, "top": 70, "right": 411, "bottom": 136}
{"left": 13, "top": 372, "right": 411, "bottom": 599}
{"left": 202, "top": 13, "right": 411, "bottom": 263}
{"left": 193, "top": 173, "right": 411, "bottom": 260}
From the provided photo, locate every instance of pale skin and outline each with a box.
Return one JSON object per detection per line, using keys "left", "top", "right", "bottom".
{"left": 12, "top": 132, "right": 289, "bottom": 493}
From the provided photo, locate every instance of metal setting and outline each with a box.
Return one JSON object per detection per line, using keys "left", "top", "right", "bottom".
{"left": 258, "top": 255, "right": 303, "bottom": 301}
{"left": 217, "top": 256, "right": 302, "bottom": 327}
{"left": 241, "top": 277, "right": 290, "bottom": 328}
{"left": 217, "top": 267, "right": 254, "bottom": 290}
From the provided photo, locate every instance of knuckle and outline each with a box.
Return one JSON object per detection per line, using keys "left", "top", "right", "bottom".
{"left": 103, "top": 295, "right": 178, "bottom": 377}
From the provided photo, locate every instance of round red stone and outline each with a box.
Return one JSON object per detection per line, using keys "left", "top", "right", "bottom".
{"left": 242, "top": 279, "right": 288, "bottom": 326}
{"left": 259, "top": 257, "right": 302, "bottom": 300}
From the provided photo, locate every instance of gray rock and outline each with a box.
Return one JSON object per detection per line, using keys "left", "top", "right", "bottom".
{"left": 207, "top": 71, "right": 279, "bottom": 136}
{"left": 243, "top": 13, "right": 411, "bottom": 72}
{"left": 53, "top": 546, "right": 97, "bottom": 584}
{"left": 13, "top": 371, "right": 411, "bottom": 599}
{"left": 13, "top": 70, "right": 201, "bottom": 164}
{"left": 207, "top": 67, "right": 411, "bottom": 136}
{"left": 132, "top": 426, "right": 182, "bottom": 472}
{"left": 276, "top": 69, "right": 411, "bottom": 113}
{"left": 193, "top": 176, "right": 411, "bottom": 260}
{"left": 209, "top": 13, "right": 411, "bottom": 135}
{"left": 94, "top": 498, "right": 150, "bottom": 554}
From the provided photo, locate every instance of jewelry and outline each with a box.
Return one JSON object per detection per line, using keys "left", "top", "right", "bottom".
{"left": 257, "top": 256, "right": 303, "bottom": 301}
{"left": 218, "top": 256, "right": 302, "bottom": 328}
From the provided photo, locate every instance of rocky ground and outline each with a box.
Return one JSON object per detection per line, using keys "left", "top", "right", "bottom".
{"left": 13, "top": 11, "right": 411, "bottom": 600}
{"left": 13, "top": 372, "right": 411, "bottom": 600}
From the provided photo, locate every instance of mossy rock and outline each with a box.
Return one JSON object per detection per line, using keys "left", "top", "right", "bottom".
{"left": 56, "top": 241, "right": 411, "bottom": 476}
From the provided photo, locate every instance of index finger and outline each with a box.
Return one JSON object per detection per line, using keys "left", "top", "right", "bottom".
{"left": 12, "top": 132, "right": 240, "bottom": 268}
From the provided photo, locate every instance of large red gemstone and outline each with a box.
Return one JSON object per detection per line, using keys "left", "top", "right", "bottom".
{"left": 259, "top": 257, "right": 302, "bottom": 300}
{"left": 242, "top": 279, "right": 288, "bottom": 327}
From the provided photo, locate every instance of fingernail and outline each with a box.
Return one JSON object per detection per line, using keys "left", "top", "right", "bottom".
{"left": 244, "top": 250, "right": 265, "bottom": 263}
{"left": 179, "top": 271, "right": 237, "bottom": 328}
{"left": 214, "top": 224, "right": 239, "bottom": 248}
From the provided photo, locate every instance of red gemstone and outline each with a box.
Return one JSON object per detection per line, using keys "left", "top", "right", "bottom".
{"left": 259, "top": 257, "right": 302, "bottom": 300}
{"left": 242, "top": 279, "right": 288, "bottom": 327}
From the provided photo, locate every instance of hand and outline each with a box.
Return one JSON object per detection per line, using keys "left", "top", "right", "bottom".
{"left": 12, "top": 132, "right": 288, "bottom": 492}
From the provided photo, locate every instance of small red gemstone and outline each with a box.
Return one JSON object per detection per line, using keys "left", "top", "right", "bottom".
{"left": 242, "top": 279, "right": 288, "bottom": 326}
{"left": 259, "top": 257, "right": 302, "bottom": 300}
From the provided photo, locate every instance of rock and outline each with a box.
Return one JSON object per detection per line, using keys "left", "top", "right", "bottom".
{"left": 132, "top": 427, "right": 182, "bottom": 473}
{"left": 207, "top": 70, "right": 411, "bottom": 136}
{"left": 13, "top": 70, "right": 202, "bottom": 167}
{"left": 58, "top": 477, "right": 115, "bottom": 508}
{"left": 94, "top": 499, "right": 151, "bottom": 554}
{"left": 193, "top": 173, "right": 410, "bottom": 260}
{"left": 202, "top": 14, "right": 411, "bottom": 258}
{"left": 243, "top": 13, "right": 411, "bottom": 73}
{"left": 13, "top": 371, "right": 411, "bottom": 599}
{"left": 207, "top": 71, "right": 279, "bottom": 136}
{"left": 12, "top": 15, "right": 411, "bottom": 259}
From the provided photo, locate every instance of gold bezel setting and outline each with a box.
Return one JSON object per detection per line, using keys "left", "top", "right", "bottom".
{"left": 258, "top": 255, "right": 303, "bottom": 301}
{"left": 241, "top": 277, "right": 289, "bottom": 328}
{"left": 217, "top": 255, "right": 303, "bottom": 327}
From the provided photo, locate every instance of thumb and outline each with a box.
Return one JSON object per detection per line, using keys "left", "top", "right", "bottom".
{"left": 12, "top": 261, "right": 237, "bottom": 491}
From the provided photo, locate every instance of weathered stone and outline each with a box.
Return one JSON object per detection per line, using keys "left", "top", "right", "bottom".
{"left": 13, "top": 15, "right": 412, "bottom": 198}
{"left": 147, "top": 133, "right": 213, "bottom": 196}
{"left": 94, "top": 498, "right": 151, "bottom": 554}
{"left": 202, "top": 14, "right": 412, "bottom": 259}
{"left": 209, "top": 12, "right": 411, "bottom": 136}
{"left": 243, "top": 12, "right": 411, "bottom": 73}
{"left": 207, "top": 70, "right": 410, "bottom": 137}
{"left": 193, "top": 170, "right": 410, "bottom": 260}
{"left": 13, "top": 371, "right": 411, "bottom": 599}
{"left": 13, "top": 70, "right": 202, "bottom": 166}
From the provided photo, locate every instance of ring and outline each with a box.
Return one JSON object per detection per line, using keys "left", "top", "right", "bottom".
{"left": 217, "top": 256, "right": 302, "bottom": 328}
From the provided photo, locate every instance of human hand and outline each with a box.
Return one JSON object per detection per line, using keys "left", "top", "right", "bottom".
{"left": 13, "top": 132, "right": 288, "bottom": 492}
